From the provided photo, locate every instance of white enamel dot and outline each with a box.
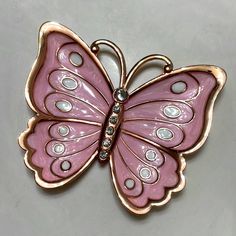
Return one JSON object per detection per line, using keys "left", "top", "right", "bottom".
{"left": 139, "top": 167, "right": 152, "bottom": 179}
{"left": 53, "top": 143, "right": 65, "bottom": 154}
{"left": 69, "top": 52, "right": 83, "bottom": 66}
{"left": 171, "top": 81, "right": 187, "bottom": 94}
{"left": 61, "top": 77, "right": 78, "bottom": 90}
{"left": 58, "top": 125, "right": 70, "bottom": 136}
{"left": 156, "top": 128, "right": 173, "bottom": 140}
{"left": 124, "top": 178, "right": 135, "bottom": 189}
{"left": 163, "top": 105, "right": 181, "bottom": 118}
{"left": 61, "top": 160, "right": 71, "bottom": 171}
{"left": 145, "top": 150, "right": 157, "bottom": 161}
{"left": 55, "top": 100, "right": 72, "bottom": 112}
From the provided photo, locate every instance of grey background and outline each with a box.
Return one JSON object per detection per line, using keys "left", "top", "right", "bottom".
{"left": 0, "top": 0, "right": 235, "bottom": 235}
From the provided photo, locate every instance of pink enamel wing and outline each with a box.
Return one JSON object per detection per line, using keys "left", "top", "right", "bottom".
{"left": 19, "top": 22, "right": 226, "bottom": 215}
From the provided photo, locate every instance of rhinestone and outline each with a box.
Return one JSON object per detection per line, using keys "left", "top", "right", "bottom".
{"left": 106, "top": 126, "right": 114, "bottom": 135}
{"left": 55, "top": 100, "right": 72, "bottom": 112}
{"left": 61, "top": 77, "right": 78, "bottom": 90}
{"left": 156, "top": 128, "right": 173, "bottom": 140}
{"left": 61, "top": 160, "right": 71, "bottom": 171}
{"left": 58, "top": 125, "right": 70, "bottom": 136}
{"left": 99, "top": 151, "right": 109, "bottom": 160}
{"left": 171, "top": 81, "right": 187, "bottom": 94}
{"left": 113, "top": 105, "right": 121, "bottom": 113}
{"left": 53, "top": 143, "right": 65, "bottom": 154}
{"left": 145, "top": 150, "right": 157, "bottom": 161}
{"left": 163, "top": 105, "right": 181, "bottom": 118}
{"left": 102, "top": 138, "right": 112, "bottom": 148}
{"left": 139, "top": 167, "right": 152, "bottom": 179}
{"left": 109, "top": 116, "right": 118, "bottom": 124}
{"left": 114, "top": 88, "right": 129, "bottom": 102}
{"left": 124, "top": 178, "right": 135, "bottom": 189}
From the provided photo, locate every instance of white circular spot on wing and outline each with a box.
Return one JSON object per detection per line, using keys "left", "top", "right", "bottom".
{"left": 171, "top": 81, "right": 187, "bottom": 94}
{"left": 124, "top": 178, "right": 135, "bottom": 189}
{"left": 156, "top": 128, "right": 173, "bottom": 140}
{"left": 58, "top": 125, "right": 70, "bottom": 136}
{"left": 69, "top": 52, "right": 83, "bottom": 66}
{"left": 61, "top": 160, "right": 71, "bottom": 171}
{"left": 55, "top": 100, "right": 72, "bottom": 112}
{"left": 163, "top": 105, "right": 181, "bottom": 118}
{"left": 61, "top": 77, "right": 78, "bottom": 90}
{"left": 145, "top": 150, "right": 157, "bottom": 161}
{"left": 139, "top": 167, "right": 152, "bottom": 179}
{"left": 53, "top": 143, "right": 65, "bottom": 154}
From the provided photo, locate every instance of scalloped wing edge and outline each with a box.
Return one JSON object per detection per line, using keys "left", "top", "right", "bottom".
{"left": 109, "top": 153, "right": 186, "bottom": 215}
{"left": 18, "top": 116, "right": 98, "bottom": 188}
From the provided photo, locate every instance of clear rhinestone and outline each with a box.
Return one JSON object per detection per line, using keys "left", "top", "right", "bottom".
{"left": 106, "top": 126, "right": 114, "bottom": 135}
{"left": 145, "top": 150, "right": 157, "bottom": 161}
{"left": 124, "top": 178, "right": 135, "bottom": 189}
{"left": 61, "top": 160, "right": 71, "bottom": 171}
{"left": 61, "top": 77, "right": 78, "bottom": 90}
{"left": 171, "top": 81, "right": 187, "bottom": 94}
{"left": 156, "top": 128, "right": 173, "bottom": 140}
{"left": 53, "top": 143, "right": 65, "bottom": 154}
{"left": 113, "top": 105, "right": 121, "bottom": 113}
{"left": 102, "top": 138, "right": 112, "bottom": 148}
{"left": 139, "top": 167, "right": 152, "bottom": 179}
{"left": 163, "top": 105, "right": 181, "bottom": 118}
{"left": 109, "top": 116, "right": 118, "bottom": 124}
{"left": 114, "top": 88, "right": 129, "bottom": 102}
{"left": 99, "top": 151, "right": 109, "bottom": 160}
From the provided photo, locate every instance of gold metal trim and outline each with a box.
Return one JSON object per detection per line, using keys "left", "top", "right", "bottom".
{"left": 19, "top": 21, "right": 227, "bottom": 214}
{"left": 91, "top": 39, "right": 127, "bottom": 88}
{"left": 110, "top": 151, "right": 186, "bottom": 215}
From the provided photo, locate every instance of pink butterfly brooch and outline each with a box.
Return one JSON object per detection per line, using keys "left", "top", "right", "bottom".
{"left": 19, "top": 22, "right": 226, "bottom": 215}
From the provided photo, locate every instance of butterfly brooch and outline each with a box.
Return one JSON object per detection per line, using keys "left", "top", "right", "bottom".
{"left": 19, "top": 22, "right": 226, "bottom": 215}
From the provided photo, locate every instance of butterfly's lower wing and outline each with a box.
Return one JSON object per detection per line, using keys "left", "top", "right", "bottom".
{"left": 110, "top": 66, "right": 226, "bottom": 213}
{"left": 21, "top": 118, "right": 101, "bottom": 188}
{"left": 19, "top": 22, "right": 113, "bottom": 187}
{"left": 110, "top": 132, "right": 186, "bottom": 214}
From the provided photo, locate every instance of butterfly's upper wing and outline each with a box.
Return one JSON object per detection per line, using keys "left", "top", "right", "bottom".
{"left": 110, "top": 66, "right": 226, "bottom": 214}
{"left": 19, "top": 22, "right": 114, "bottom": 188}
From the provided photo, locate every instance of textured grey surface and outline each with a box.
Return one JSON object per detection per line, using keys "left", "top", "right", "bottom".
{"left": 0, "top": 0, "right": 235, "bottom": 235}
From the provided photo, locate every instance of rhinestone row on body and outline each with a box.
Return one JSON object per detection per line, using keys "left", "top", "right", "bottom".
{"left": 99, "top": 102, "right": 123, "bottom": 161}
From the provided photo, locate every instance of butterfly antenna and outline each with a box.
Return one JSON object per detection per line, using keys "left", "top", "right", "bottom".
{"left": 125, "top": 54, "right": 173, "bottom": 89}
{"left": 90, "top": 39, "right": 127, "bottom": 88}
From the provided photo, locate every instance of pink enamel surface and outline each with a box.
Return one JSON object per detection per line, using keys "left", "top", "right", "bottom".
{"left": 118, "top": 138, "right": 159, "bottom": 184}
{"left": 128, "top": 152, "right": 179, "bottom": 207}
{"left": 112, "top": 133, "right": 180, "bottom": 207}
{"left": 113, "top": 147, "right": 143, "bottom": 197}
{"left": 123, "top": 71, "right": 217, "bottom": 151}
{"left": 124, "top": 101, "right": 193, "bottom": 124}
{"left": 125, "top": 72, "right": 199, "bottom": 109}
{"left": 49, "top": 70, "right": 109, "bottom": 113}
{"left": 45, "top": 93, "right": 104, "bottom": 122}
{"left": 31, "top": 32, "right": 113, "bottom": 120}
{"left": 123, "top": 120, "right": 184, "bottom": 148}
{"left": 27, "top": 121, "right": 100, "bottom": 182}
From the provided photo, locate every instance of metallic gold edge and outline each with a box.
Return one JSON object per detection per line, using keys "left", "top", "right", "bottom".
{"left": 18, "top": 116, "right": 99, "bottom": 188}
{"left": 109, "top": 65, "right": 226, "bottom": 214}
{"left": 25, "top": 21, "right": 114, "bottom": 113}
{"left": 18, "top": 21, "right": 115, "bottom": 188}
{"left": 109, "top": 153, "right": 186, "bottom": 215}
{"left": 129, "top": 65, "right": 227, "bottom": 155}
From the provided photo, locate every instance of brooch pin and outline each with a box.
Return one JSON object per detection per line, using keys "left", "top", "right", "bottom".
{"left": 19, "top": 22, "right": 226, "bottom": 215}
